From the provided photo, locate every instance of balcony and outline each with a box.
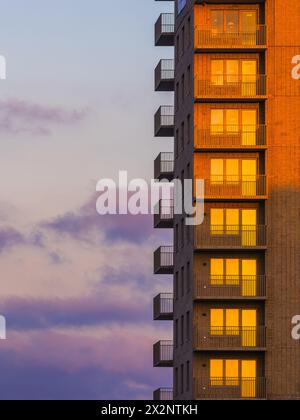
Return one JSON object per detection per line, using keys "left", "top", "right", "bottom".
{"left": 195, "top": 126, "right": 267, "bottom": 150}
{"left": 155, "top": 106, "right": 174, "bottom": 137}
{"left": 194, "top": 377, "right": 266, "bottom": 400}
{"left": 154, "top": 246, "right": 174, "bottom": 274}
{"left": 155, "top": 13, "right": 175, "bottom": 46}
{"left": 153, "top": 388, "right": 173, "bottom": 401}
{"left": 194, "top": 326, "right": 266, "bottom": 351}
{"left": 195, "top": 26, "right": 267, "bottom": 51}
{"left": 155, "top": 59, "right": 175, "bottom": 91}
{"left": 153, "top": 340, "right": 174, "bottom": 367}
{"left": 194, "top": 225, "right": 267, "bottom": 250}
{"left": 154, "top": 152, "right": 174, "bottom": 180}
{"left": 195, "top": 274, "right": 266, "bottom": 300}
{"left": 154, "top": 200, "right": 174, "bottom": 229}
{"left": 201, "top": 177, "right": 267, "bottom": 200}
{"left": 153, "top": 293, "right": 173, "bottom": 321}
{"left": 195, "top": 75, "right": 267, "bottom": 101}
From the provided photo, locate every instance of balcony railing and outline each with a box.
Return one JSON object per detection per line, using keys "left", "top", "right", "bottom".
{"left": 155, "top": 13, "right": 175, "bottom": 46}
{"left": 155, "top": 106, "right": 174, "bottom": 137}
{"left": 195, "top": 26, "right": 267, "bottom": 49}
{"left": 195, "top": 75, "right": 267, "bottom": 99}
{"left": 153, "top": 388, "right": 173, "bottom": 401}
{"left": 154, "top": 246, "right": 174, "bottom": 274}
{"left": 154, "top": 152, "right": 174, "bottom": 180}
{"left": 155, "top": 59, "right": 175, "bottom": 91}
{"left": 195, "top": 274, "right": 266, "bottom": 299}
{"left": 194, "top": 377, "right": 266, "bottom": 400}
{"left": 195, "top": 126, "right": 266, "bottom": 149}
{"left": 195, "top": 225, "right": 267, "bottom": 249}
{"left": 194, "top": 326, "right": 266, "bottom": 350}
{"left": 153, "top": 293, "right": 173, "bottom": 321}
{"left": 200, "top": 176, "right": 267, "bottom": 199}
{"left": 154, "top": 199, "right": 174, "bottom": 228}
{"left": 153, "top": 340, "right": 174, "bottom": 367}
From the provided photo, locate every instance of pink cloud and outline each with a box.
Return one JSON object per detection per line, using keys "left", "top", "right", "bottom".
{"left": 0, "top": 98, "right": 89, "bottom": 135}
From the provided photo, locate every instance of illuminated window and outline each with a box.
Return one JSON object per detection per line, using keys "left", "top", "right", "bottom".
{"left": 210, "top": 309, "right": 224, "bottom": 335}
{"left": 241, "top": 11, "right": 257, "bottom": 33}
{"left": 242, "top": 310, "right": 257, "bottom": 347}
{"left": 226, "top": 12, "right": 239, "bottom": 34}
{"left": 226, "top": 259, "right": 239, "bottom": 285}
{"left": 211, "top": 159, "right": 224, "bottom": 185}
{"left": 242, "top": 259, "right": 257, "bottom": 296}
{"left": 241, "top": 360, "right": 257, "bottom": 397}
{"left": 210, "top": 258, "right": 224, "bottom": 285}
{"left": 211, "top": 208, "right": 224, "bottom": 235}
{"left": 210, "top": 10, "right": 257, "bottom": 34}
{"left": 210, "top": 359, "right": 257, "bottom": 390}
{"left": 210, "top": 208, "right": 241, "bottom": 235}
{"left": 226, "top": 110, "right": 239, "bottom": 133}
{"left": 210, "top": 309, "right": 239, "bottom": 336}
{"left": 226, "top": 60, "right": 239, "bottom": 84}
{"left": 226, "top": 159, "right": 239, "bottom": 184}
{"left": 211, "top": 60, "right": 224, "bottom": 85}
{"left": 226, "top": 209, "right": 239, "bottom": 235}
{"left": 211, "top": 11, "right": 224, "bottom": 35}
{"left": 226, "top": 360, "right": 239, "bottom": 386}
{"left": 211, "top": 109, "right": 224, "bottom": 134}
{"left": 226, "top": 309, "right": 239, "bottom": 336}
{"left": 210, "top": 360, "right": 223, "bottom": 386}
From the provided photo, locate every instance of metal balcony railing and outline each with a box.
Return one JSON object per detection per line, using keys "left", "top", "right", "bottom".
{"left": 194, "top": 377, "right": 267, "bottom": 400}
{"left": 154, "top": 246, "right": 174, "bottom": 274}
{"left": 200, "top": 176, "right": 267, "bottom": 199}
{"left": 153, "top": 388, "right": 173, "bottom": 401}
{"left": 154, "top": 200, "right": 174, "bottom": 228}
{"left": 195, "top": 75, "right": 267, "bottom": 99}
{"left": 194, "top": 326, "right": 267, "bottom": 350}
{"left": 194, "top": 225, "right": 267, "bottom": 249}
{"left": 154, "top": 152, "right": 174, "bottom": 180}
{"left": 153, "top": 293, "right": 174, "bottom": 321}
{"left": 153, "top": 340, "right": 174, "bottom": 367}
{"left": 155, "top": 59, "right": 175, "bottom": 91}
{"left": 154, "top": 106, "right": 174, "bottom": 137}
{"left": 155, "top": 13, "right": 175, "bottom": 46}
{"left": 195, "top": 274, "right": 266, "bottom": 299}
{"left": 194, "top": 125, "right": 266, "bottom": 149}
{"left": 195, "top": 26, "right": 267, "bottom": 49}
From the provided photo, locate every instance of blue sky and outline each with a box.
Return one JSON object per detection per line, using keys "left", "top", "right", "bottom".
{"left": 0, "top": 0, "right": 174, "bottom": 399}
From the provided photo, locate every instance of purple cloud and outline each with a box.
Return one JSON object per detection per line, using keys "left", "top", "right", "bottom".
{"left": 41, "top": 194, "right": 158, "bottom": 245}
{"left": 0, "top": 99, "right": 89, "bottom": 135}
{"left": 0, "top": 228, "right": 24, "bottom": 254}
{"left": 0, "top": 292, "right": 151, "bottom": 331}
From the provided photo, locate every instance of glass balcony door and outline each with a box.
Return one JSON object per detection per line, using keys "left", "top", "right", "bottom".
{"left": 242, "top": 159, "right": 257, "bottom": 196}
{"left": 242, "top": 110, "right": 257, "bottom": 146}
{"left": 241, "top": 360, "right": 257, "bottom": 398}
{"left": 242, "top": 209, "right": 257, "bottom": 246}
{"left": 241, "top": 11, "right": 257, "bottom": 45}
{"left": 242, "top": 310, "right": 257, "bottom": 347}
{"left": 242, "top": 60, "right": 257, "bottom": 96}
{"left": 242, "top": 260, "right": 257, "bottom": 297}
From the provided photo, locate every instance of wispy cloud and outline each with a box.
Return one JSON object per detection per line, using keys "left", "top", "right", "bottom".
{"left": 0, "top": 228, "right": 24, "bottom": 254}
{"left": 41, "top": 193, "right": 161, "bottom": 245}
{"left": 0, "top": 99, "right": 89, "bottom": 135}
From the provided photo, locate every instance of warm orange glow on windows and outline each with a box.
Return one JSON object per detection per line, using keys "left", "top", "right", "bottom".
{"left": 225, "top": 360, "right": 239, "bottom": 386}
{"left": 210, "top": 359, "right": 256, "bottom": 388}
{"left": 210, "top": 10, "right": 257, "bottom": 34}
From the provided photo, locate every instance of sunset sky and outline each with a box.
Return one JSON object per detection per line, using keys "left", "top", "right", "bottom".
{"left": 0, "top": 0, "right": 174, "bottom": 399}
